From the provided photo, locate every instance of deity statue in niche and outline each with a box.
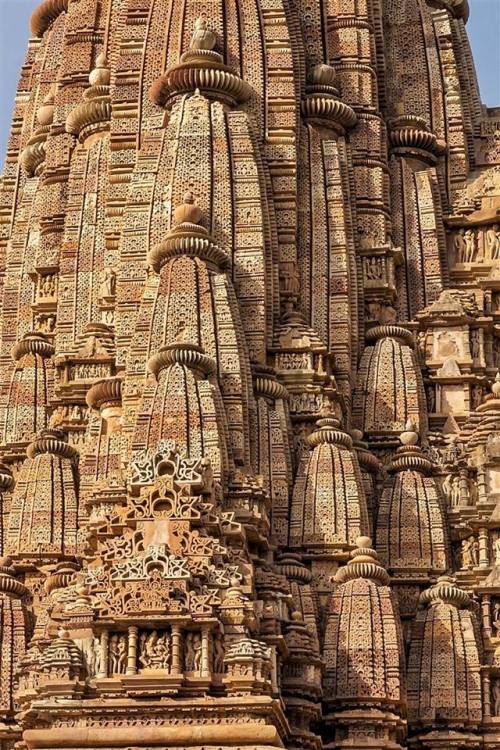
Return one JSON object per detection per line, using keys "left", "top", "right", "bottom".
{"left": 99, "top": 267, "right": 116, "bottom": 301}
{"left": 492, "top": 679, "right": 500, "bottom": 716}
{"left": 184, "top": 631, "right": 202, "bottom": 672}
{"left": 108, "top": 634, "right": 127, "bottom": 674}
{"left": 486, "top": 224, "right": 500, "bottom": 260}
{"left": 212, "top": 628, "right": 225, "bottom": 673}
{"left": 138, "top": 630, "right": 171, "bottom": 670}
{"left": 461, "top": 536, "right": 479, "bottom": 568}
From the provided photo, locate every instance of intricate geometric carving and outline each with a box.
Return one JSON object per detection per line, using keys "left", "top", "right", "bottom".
{"left": 0, "top": 0, "right": 498, "bottom": 746}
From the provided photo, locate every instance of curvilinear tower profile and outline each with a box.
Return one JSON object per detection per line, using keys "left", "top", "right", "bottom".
{"left": 0, "top": 0, "right": 499, "bottom": 747}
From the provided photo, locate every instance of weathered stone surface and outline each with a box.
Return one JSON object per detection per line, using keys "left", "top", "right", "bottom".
{"left": 0, "top": 0, "right": 498, "bottom": 747}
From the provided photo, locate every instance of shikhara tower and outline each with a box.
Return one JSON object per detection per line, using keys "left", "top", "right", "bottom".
{"left": 0, "top": 0, "right": 498, "bottom": 747}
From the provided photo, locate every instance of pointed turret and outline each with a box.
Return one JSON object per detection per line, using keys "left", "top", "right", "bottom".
{"left": 66, "top": 53, "right": 111, "bottom": 143}
{"left": 130, "top": 194, "right": 231, "bottom": 481}
{"left": 353, "top": 325, "right": 428, "bottom": 443}
{"left": 407, "top": 576, "right": 482, "bottom": 742}
{"left": 0, "top": 556, "right": 30, "bottom": 745}
{"left": 376, "top": 421, "right": 450, "bottom": 578}
{"left": 323, "top": 537, "right": 406, "bottom": 749}
{"left": 1, "top": 333, "right": 54, "bottom": 452}
{"left": 6, "top": 429, "right": 79, "bottom": 562}
{"left": 289, "top": 401, "right": 369, "bottom": 558}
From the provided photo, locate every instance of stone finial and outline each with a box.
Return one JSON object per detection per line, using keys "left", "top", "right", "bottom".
{"left": 310, "top": 63, "right": 336, "bottom": 87}
{"left": 89, "top": 53, "right": 110, "bottom": 87}
{"left": 36, "top": 89, "right": 55, "bottom": 127}
{"left": 352, "top": 535, "right": 375, "bottom": 557}
{"left": 420, "top": 574, "right": 471, "bottom": 609}
{"left": 173, "top": 191, "right": 202, "bottom": 225}
{"left": 333, "top": 536, "right": 392, "bottom": 586}
{"left": 400, "top": 418, "right": 419, "bottom": 446}
{"left": 190, "top": 17, "right": 217, "bottom": 51}
{"left": 493, "top": 370, "right": 500, "bottom": 398}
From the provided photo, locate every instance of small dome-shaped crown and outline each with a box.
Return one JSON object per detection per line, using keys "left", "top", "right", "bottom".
{"left": 36, "top": 90, "right": 55, "bottom": 127}
{"left": 310, "top": 63, "right": 336, "bottom": 87}
{"left": 190, "top": 17, "right": 217, "bottom": 51}
{"left": 173, "top": 191, "right": 203, "bottom": 225}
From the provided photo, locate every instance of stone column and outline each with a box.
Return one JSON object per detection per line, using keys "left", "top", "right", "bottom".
{"left": 126, "top": 625, "right": 138, "bottom": 675}
{"left": 477, "top": 466, "right": 488, "bottom": 503}
{"left": 201, "top": 626, "right": 210, "bottom": 677}
{"left": 483, "top": 666, "right": 492, "bottom": 718}
{"left": 459, "top": 468, "right": 470, "bottom": 506}
{"left": 479, "top": 528, "right": 490, "bottom": 567}
{"left": 98, "top": 630, "right": 109, "bottom": 678}
{"left": 171, "top": 625, "right": 182, "bottom": 674}
{"left": 482, "top": 594, "right": 492, "bottom": 639}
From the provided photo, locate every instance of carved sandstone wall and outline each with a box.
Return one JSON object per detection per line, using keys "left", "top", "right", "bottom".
{"left": 0, "top": 0, "right": 498, "bottom": 748}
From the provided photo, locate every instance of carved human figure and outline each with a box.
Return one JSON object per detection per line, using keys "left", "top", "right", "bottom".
{"left": 470, "top": 330, "right": 481, "bottom": 361}
{"left": 279, "top": 261, "right": 300, "bottom": 296}
{"left": 156, "top": 633, "right": 171, "bottom": 670}
{"left": 40, "top": 274, "right": 55, "bottom": 298}
{"left": 454, "top": 229, "right": 467, "bottom": 263}
{"left": 417, "top": 331, "right": 427, "bottom": 363}
{"left": 493, "top": 679, "right": 500, "bottom": 716}
{"left": 87, "top": 637, "right": 101, "bottom": 677}
{"left": 464, "top": 229, "right": 476, "bottom": 262}
{"left": 493, "top": 603, "right": 500, "bottom": 637}
{"left": 461, "top": 536, "right": 478, "bottom": 568}
{"left": 471, "top": 384, "right": 483, "bottom": 409}
{"left": 437, "top": 331, "right": 459, "bottom": 358}
{"left": 442, "top": 473, "right": 453, "bottom": 505}
{"left": 471, "top": 537, "right": 479, "bottom": 565}
{"left": 425, "top": 384, "right": 435, "bottom": 413}
{"left": 109, "top": 634, "right": 127, "bottom": 674}
{"left": 451, "top": 475, "right": 461, "bottom": 507}
{"left": 212, "top": 628, "right": 225, "bottom": 673}
{"left": 139, "top": 631, "right": 153, "bottom": 668}
{"left": 139, "top": 630, "right": 171, "bottom": 670}
{"left": 117, "top": 635, "right": 127, "bottom": 672}
{"left": 468, "top": 476, "right": 479, "bottom": 505}
{"left": 364, "top": 256, "right": 384, "bottom": 281}
{"left": 185, "top": 632, "right": 202, "bottom": 672}
{"left": 486, "top": 224, "right": 500, "bottom": 260}
{"left": 99, "top": 267, "right": 116, "bottom": 300}
{"left": 494, "top": 536, "right": 500, "bottom": 566}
